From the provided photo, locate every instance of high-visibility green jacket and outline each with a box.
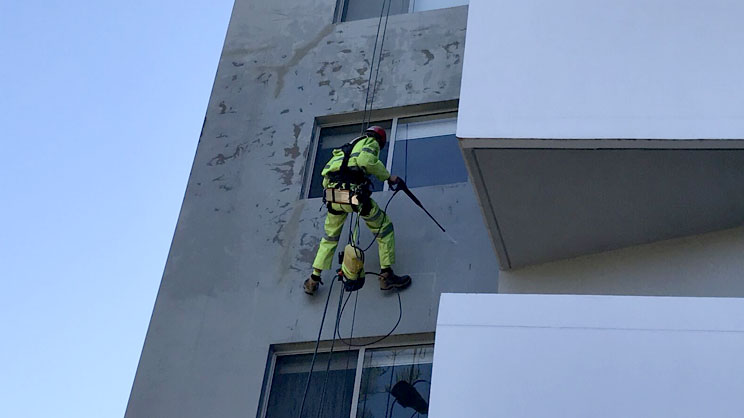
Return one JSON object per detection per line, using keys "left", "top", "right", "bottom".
{"left": 321, "top": 135, "right": 390, "bottom": 189}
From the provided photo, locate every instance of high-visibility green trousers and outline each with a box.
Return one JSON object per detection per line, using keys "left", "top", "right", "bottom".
{"left": 312, "top": 199, "right": 395, "bottom": 271}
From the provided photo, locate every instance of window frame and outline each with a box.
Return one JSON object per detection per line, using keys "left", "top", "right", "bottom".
{"left": 259, "top": 334, "right": 435, "bottom": 418}
{"left": 334, "top": 0, "right": 467, "bottom": 22}
{"left": 303, "top": 105, "right": 459, "bottom": 199}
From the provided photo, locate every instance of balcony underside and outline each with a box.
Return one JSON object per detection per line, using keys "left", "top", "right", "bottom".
{"left": 462, "top": 143, "right": 744, "bottom": 269}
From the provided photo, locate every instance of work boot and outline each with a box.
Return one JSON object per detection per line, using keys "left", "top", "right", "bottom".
{"left": 304, "top": 274, "right": 323, "bottom": 295}
{"left": 379, "top": 268, "right": 411, "bottom": 291}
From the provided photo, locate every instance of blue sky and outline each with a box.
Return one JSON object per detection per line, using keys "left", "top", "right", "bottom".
{"left": 0, "top": 1, "right": 234, "bottom": 416}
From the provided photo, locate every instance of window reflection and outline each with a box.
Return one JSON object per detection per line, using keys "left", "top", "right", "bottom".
{"left": 356, "top": 345, "right": 434, "bottom": 418}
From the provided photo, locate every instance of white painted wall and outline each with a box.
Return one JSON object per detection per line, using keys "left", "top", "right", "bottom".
{"left": 430, "top": 294, "right": 744, "bottom": 418}
{"left": 458, "top": 0, "right": 744, "bottom": 140}
{"left": 499, "top": 226, "right": 744, "bottom": 297}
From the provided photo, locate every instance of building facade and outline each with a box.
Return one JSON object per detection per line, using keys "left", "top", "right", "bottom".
{"left": 126, "top": 1, "right": 496, "bottom": 417}
{"left": 126, "top": 0, "right": 744, "bottom": 417}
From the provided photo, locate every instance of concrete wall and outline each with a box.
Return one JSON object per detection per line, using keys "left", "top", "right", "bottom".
{"left": 500, "top": 226, "right": 744, "bottom": 297}
{"left": 458, "top": 0, "right": 744, "bottom": 141}
{"left": 125, "top": 2, "right": 500, "bottom": 417}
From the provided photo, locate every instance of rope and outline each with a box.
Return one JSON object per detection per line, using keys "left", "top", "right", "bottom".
{"left": 315, "top": 286, "right": 346, "bottom": 418}
{"left": 362, "top": 0, "right": 394, "bottom": 131}
{"left": 296, "top": 277, "right": 337, "bottom": 418}
{"left": 300, "top": 1, "right": 395, "bottom": 415}
{"left": 359, "top": 0, "right": 394, "bottom": 135}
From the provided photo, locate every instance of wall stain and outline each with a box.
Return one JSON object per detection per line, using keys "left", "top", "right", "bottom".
{"left": 421, "top": 49, "right": 434, "bottom": 65}
{"left": 268, "top": 24, "right": 335, "bottom": 98}
{"left": 271, "top": 160, "right": 295, "bottom": 185}
{"left": 293, "top": 122, "right": 305, "bottom": 140}
{"left": 208, "top": 144, "right": 244, "bottom": 166}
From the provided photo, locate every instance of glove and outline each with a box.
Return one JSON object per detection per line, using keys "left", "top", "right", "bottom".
{"left": 387, "top": 175, "right": 400, "bottom": 187}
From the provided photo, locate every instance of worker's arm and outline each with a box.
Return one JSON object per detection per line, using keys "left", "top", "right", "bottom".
{"left": 356, "top": 140, "right": 391, "bottom": 181}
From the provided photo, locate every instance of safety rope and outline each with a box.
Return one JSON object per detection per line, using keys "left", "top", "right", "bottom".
{"left": 299, "top": 1, "right": 396, "bottom": 416}
{"left": 315, "top": 286, "right": 345, "bottom": 418}
{"left": 359, "top": 0, "right": 394, "bottom": 135}
{"left": 297, "top": 276, "right": 337, "bottom": 418}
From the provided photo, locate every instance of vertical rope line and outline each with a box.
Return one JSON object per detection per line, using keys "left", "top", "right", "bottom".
{"left": 316, "top": 286, "right": 345, "bottom": 418}
{"left": 359, "top": 0, "right": 390, "bottom": 136}
{"left": 297, "top": 277, "right": 337, "bottom": 418}
{"left": 364, "top": 0, "right": 394, "bottom": 131}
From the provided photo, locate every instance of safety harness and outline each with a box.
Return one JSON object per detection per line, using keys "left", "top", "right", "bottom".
{"left": 323, "top": 136, "right": 372, "bottom": 214}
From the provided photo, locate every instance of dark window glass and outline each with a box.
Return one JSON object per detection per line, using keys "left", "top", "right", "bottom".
{"left": 264, "top": 351, "right": 357, "bottom": 418}
{"left": 309, "top": 121, "right": 391, "bottom": 198}
{"left": 391, "top": 114, "right": 467, "bottom": 188}
{"left": 356, "top": 345, "right": 434, "bottom": 418}
{"left": 341, "top": 0, "right": 410, "bottom": 22}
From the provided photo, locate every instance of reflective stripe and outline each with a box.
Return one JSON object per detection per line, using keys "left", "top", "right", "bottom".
{"left": 361, "top": 147, "right": 376, "bottom": 154}
{"left": 323, "top": 234, "right": 340, "bottom": 242}
{"left": 350, "top": 152, "right": 360, "bottom": 158}
{"left": 365, "top": 207, "right": 383, "bottom": 222}
{"left": 378, "top": 223, "right": 394, "bottom": 238}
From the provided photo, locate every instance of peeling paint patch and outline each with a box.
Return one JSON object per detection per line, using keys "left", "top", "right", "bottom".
{"left": 232, "top": 61, "right": 244, "bottom": 67}
{"left": 293, "top": 122, "right": 305, "bottom": 140}
{"left": 208, "top": 144, "right": 244, "bottom": 166}
{"left": 284, "top": 141, "right": 300, "bottom": 159}
{"left": 318, "top": 80, "right": 330, "bottom": 86}
{"left": 421, "top": 49, "right": 434, "bottom": 65}
{"left": 341, "top": 77, "right": 367, "bottom": 87}
{"left": 280, "top": 109, "right": 290, "bottom": 114}
{"left": 218, "top": 101, "right": 236, "bottom": 114}
{"left": 271, "top": 160, "right": 295, "bottom": 185}
{"left": 341, "top": 49, "right": 352, "bottom": 53}
{"left": 217, "top": 133, "right": 228, "bottom": 138}
{"left": 219, "top": 184, "right": 233, "bottom": 191}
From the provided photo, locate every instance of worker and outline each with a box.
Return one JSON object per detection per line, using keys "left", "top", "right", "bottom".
{"left": 304, "top": 125, "right": 412, "bottom": 295}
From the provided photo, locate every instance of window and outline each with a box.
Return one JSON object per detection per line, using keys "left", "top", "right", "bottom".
{"left": 260, "top": 343, "right": 434, "bottom": 418}
{"left": 306, "top": 111, "right": 466, "bottom": 199}
{"left": 336, "top": 0, "right": 468, "bottom": 22}
{"left": 390, "top": 112, "right": 467, "bottom": 188}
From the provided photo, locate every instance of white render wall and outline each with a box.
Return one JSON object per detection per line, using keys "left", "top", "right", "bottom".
{"left": 430, "top": 294, "right": 744, "bottom": 418}
{"left": 499, "top": 226, "right": 744, "bottom": 297}
{"left": 458, "top": 0, "right": 744, "bottom": 140}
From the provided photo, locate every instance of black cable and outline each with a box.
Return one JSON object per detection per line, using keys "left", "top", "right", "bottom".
{"left": 315, "top": 286, "right": 345, "bottom": 418}
{"left": 359, "top": 0, "right": 391, "bottom": 135}
{"left": 336, "top": 284, "right": 402, "bottom": 347}
{"left": 364, "top": 0, "right": 393, "bottom": 131}
{"left": 297, "top": 277, "right": 337, "bottom": 418}
{"left": 363, "top": 188, "right": 399, "bottom": 252}
{"left": 386, "top": 399, "right": 397, "bottom": 418}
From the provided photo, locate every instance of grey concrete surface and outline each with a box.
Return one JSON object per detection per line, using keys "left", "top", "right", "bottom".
{"left": 124, "top": 3, "right": 500, "bottom": 418}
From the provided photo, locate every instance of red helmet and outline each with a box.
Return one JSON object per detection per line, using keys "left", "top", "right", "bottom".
{"left": 365, "top": 125, "right": 387, "bottom": 146}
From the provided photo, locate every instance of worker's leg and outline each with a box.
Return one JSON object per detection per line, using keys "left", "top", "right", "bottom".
{"left": 312, "top": 204, "right": 349, "bottom": 271}
{"left": 360, "top": 198, "right": 395, "bottom": 269}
